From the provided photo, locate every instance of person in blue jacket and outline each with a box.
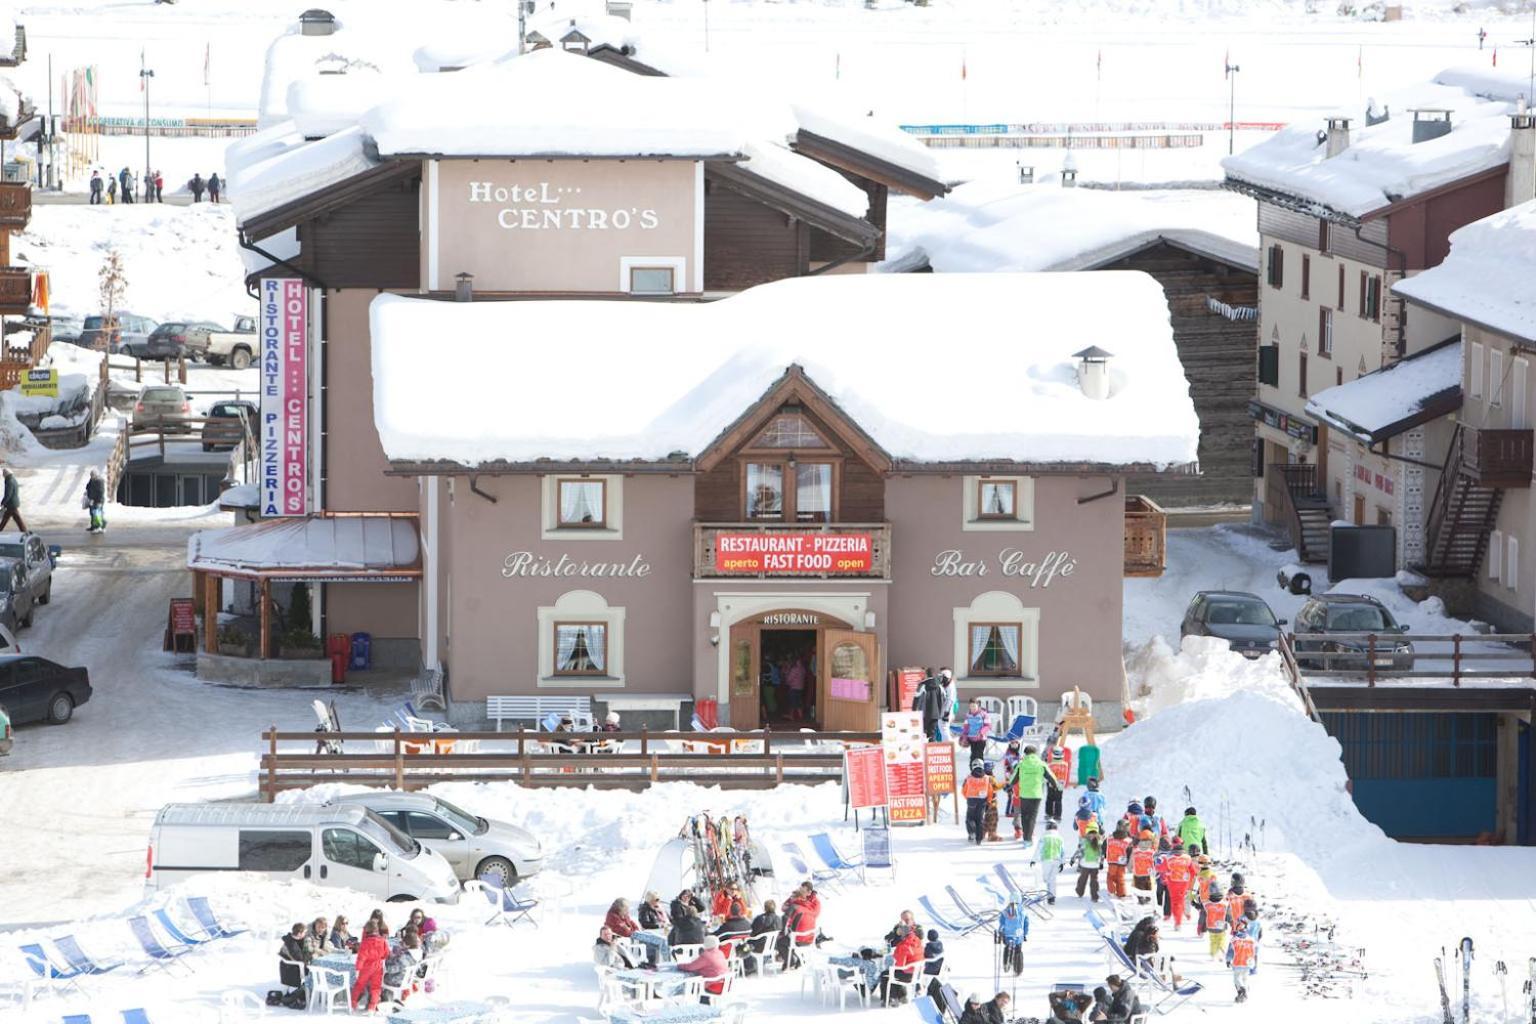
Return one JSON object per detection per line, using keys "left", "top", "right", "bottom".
{"left": 1081, "top": 777, "right": 1107, "bottom": 818}
{"left": 997, "top": 899, "right": 1028, "bottom": 976}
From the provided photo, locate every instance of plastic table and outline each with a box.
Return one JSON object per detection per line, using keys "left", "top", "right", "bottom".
{"left": 387, "top": 1000, "right": 498, "bottom": 1023}
{"left": 607, "top": 1005, "right": 722, "bottom": 1024}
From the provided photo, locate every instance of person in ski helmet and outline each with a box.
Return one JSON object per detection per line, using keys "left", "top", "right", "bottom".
{"left": 961, "top": 758, "right": 993, "bottom": 845}
{"left": 1226, "top": 920, "right": 1257, "bottom": 1002}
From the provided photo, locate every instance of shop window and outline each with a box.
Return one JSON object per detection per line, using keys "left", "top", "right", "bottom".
{"left": 553, "top": 622, "right": 607, "bottom": 676}
{"left": 962, "top": 475, "right": 1035, "bottom": 532}
{"left": 744, "top": 460, "right": 836, "bottom": 522}
{"left": 556, "top": 478, "right": 606, "bottom": 528}
{"left": 968, "top": 623, "right": 1022, "bottom": 677}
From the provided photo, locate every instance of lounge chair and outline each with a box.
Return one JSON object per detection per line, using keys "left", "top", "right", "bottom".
{"left": 153, "top": 907, "right": 211, "bottom": 946}
{"left": 781, "top": 841, "right": 842, "bottom": 892}
{"left": 52, "top": 934, "right": 123, "bottom": 976}
{"left": 917, "top": 894, "right": 989, "bottom": 938}
{"left": 20, "top": 943, "right": 86, "bottom": 996}
{"left": 1099, "top": 933, "right": 1203, "bottom": 1013}
{"left": 913, "top": 995, "right": 945, "bottom": 1024}
{"left": 462, "top": 879, "right": 538, "bottom": 927}
{"left": 127, "top": 915, "right": 192, "bottom": 975}
{"left": 943, "top": 884, "right": 998, "bottom": 929}
{"left": 186, "top": 897, "right": 247, "bottom": 939}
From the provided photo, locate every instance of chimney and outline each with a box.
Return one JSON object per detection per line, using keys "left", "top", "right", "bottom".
{"left": 455, "top": 272, "right": 474, "bottom": 302}
{"left": 299, "top": 9, "right": 336, "bottom": 36}
{"left": 1061, "top": 152, "right": 1078, "bottom": 188}
{"left": 1017, "top": 162, "right": 1034, "bottom": 185}
{"left": 1325, "top": 116, "right": 1352, "bottom": 158}
{"left": 1411, "top": 108, "right": 1453, "bottom": 144}
{"left": 1073, "top": 346, "right": 1114, "bottom": 400}
{"left": 1509, "top": 102, "right": 1536, "bottom": 209}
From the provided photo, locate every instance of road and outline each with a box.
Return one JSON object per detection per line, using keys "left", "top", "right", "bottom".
{"left": 34, "top": 190, "right": 203, "bottom": 207}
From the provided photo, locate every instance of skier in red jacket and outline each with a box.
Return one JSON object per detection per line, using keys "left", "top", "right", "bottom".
{"left": 351, "top": 921, "right": 389, "bottom": 1011}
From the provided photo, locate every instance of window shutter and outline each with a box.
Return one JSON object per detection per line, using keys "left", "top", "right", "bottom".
{"left": 1258, "top": 345, "right": 1279, "bottom": 387}
{"left": 1509, "top": 535, "right": 1519, "bottom": 593}
{"left": 1301, "top": 254, "right": 1310, "bottom": 299}
{"left": 1337, "top": 264, "right": 1345, "bottom": 310}
{"left": 1489, "top": 530, "right": 1502, "bottom": 581}
{"left": 1470, "top": 341, "right": 1484, "bottom": 399}
{"left": 1299, "top": 350, "right": 1308, "bottom": 398}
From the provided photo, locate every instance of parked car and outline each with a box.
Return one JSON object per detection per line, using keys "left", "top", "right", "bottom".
{"left": 206, "top": 315, "right": 257, "bottom": 369}
{"left": 146, "top": 802, "right": 462, "bottom": 903}
{"left": 338, "top": 792, "right": 544, "bottom": 887}
{"left": 0, "top": 622, "right": 19, "bottom": 655}
{"left": 201, "top": 400, "right": 258, "bottom": 451}
{"left": 145, "top": 320, "right": 224, "bottom": 361}
{"left": 0, "top": 559, "right": 35, "bottom": 632}
{"left": 0, "top": 704, "right": 11, "bottom": 755}
{"left": 0, "top": 532, "right": 55, "bottom": 609}
{"left": 1180, "top": 590, "right": 1285, "bottom": 659}
{"left": 133, "top": 385, "right": 192, "bottom": 433}
{"left": 0, "top": 654, "right": 92, "bottom": 725}
{"left": 81, "top": 313, "right": 158, "bottom": 355}
{"left": 51, "top": 314, "right": 85, "bottom": 346}
{"left": 1292, "top": 593, "right": 1415, "bottom": 672}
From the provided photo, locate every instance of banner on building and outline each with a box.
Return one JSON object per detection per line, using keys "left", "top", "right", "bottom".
{"left": 713, "top": 532, "right": 874, "bottom": 574}
{"left": 881, "top": 711, "right": 928, "bottom": 826}
{"left": 260, "top": 278, "right": 308, "bottom": 517}
{"left": 844, "top": 745, "right": 888, "bottom": 810}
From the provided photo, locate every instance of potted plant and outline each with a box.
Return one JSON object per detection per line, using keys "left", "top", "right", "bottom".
{"left": 217, "top": 624, "right": 250, "bottom": 657}
{"left": 279, "top": 628, "right": 323, "bottom": 660}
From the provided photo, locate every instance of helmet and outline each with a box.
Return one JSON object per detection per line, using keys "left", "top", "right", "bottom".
{"left": 970, "top": 758, "right": 985, "bottom": 771}
{"left": 1087, "top": 777, "right": 1100, "bottom": 790}
{"left": 1140, "top": 829, "right": 1154, "bottom": 841}
{"left": 1127, "top": 802, "right": 1143, "bottom": 816}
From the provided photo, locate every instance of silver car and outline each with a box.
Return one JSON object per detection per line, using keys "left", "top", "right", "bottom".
{"left": 337, "top": 793, "right": 543, "bottom": 888}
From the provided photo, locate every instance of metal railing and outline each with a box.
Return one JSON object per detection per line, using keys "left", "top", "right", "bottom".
{"left": 1282, "top": 630, "right": 1536, "bottom": 686}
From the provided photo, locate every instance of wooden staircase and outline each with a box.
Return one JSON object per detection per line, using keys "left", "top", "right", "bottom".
{"left": 1420, "top": 424, "right": 1509, "bottom": 578}
{"left": 1272, "top": 463, "right": 1331, "bottom": 564}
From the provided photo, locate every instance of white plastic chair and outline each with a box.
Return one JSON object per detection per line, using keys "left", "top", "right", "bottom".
{"left": 833, "top": 965, "right": 872, "bottom": 1010}
{"left": 1006, "top": 695, "right": 1038, "bottom": 725}
{"left": 670, "top": 943, "right": 702, "bottom": 962}
{"left": 218, "top": 990, "right": 268, "bottom": 1022}
{"left": 307, "top": 966, "right": 351, "bottom": 1014}
{"left": 699, "top": 972, "right": 734, "bottom": 1005}
{"left": 1058, "top": 690, "right": 1092, "bottom": 718}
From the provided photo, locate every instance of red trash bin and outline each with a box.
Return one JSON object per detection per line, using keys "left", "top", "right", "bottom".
{"left": 327, "top": 633, "right": 350, "bottom": 661}
{"left": 695, "top": 698, "right": 719, "bottom": 729}
{"left": 330, "top": 652, "right": 347, "bottom": 684}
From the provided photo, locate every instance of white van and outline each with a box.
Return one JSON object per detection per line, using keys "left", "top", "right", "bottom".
{"left": 147, "top": 802, "right": 461, "bottom": 904}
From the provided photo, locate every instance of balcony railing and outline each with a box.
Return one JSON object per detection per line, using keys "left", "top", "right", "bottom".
{"left": 0, "top": 181, "right": 30, "bottom": 229}
{"left": 1459, "top": 425, "right": 1533, "bottom": 489}
{"left": 693, "top": 522, "right": 892, "bottom": 579}
{"left": 0, "top": 267, "right": 29, "bottom": 314}
{"left": 1124, "top": 495, "right": 1167, "bottom": 578}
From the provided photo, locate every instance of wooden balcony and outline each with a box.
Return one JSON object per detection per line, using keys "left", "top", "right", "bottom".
{"left": 0, "top": 181, "right": 30, "bottom": 230}
{"left": 694, "top": 522, "right": 892, "bottom": 579}
{"left": 1459, "top": 425, "right": 1533, "bottom": 489}
{"left": 0, "top": 267, "right": 30, "bottom": 315}
{"left": 1124, "top": 495, "right": 1168, "bottom": 578}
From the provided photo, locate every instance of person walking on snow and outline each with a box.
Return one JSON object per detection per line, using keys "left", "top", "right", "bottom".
{"left": 106, "top": 176, "right": 116, "bottom": 203}
{"left": 1130, "top": 831, "right": 1156, "bottom": 904}
{"left": 1141, "top": 797, "right": 1169, "bottom": 840}
{"left": 1001, "top": 740, "right": 1022, "bottom": 831}
{"left": 997, "top": 899, "right": 1028, "bottom": 976}
{"left": 1226, "top": 921, "right": 1257, "bottom": 1003}
{"left": 208, "top": 172, "right": 222, "bottom": 203}
{"left": 1030, "top": 819, "right": 1065, "bottom": 905}
{"left": 89, "top": 170, "right": 103, "bottom": 204}
{"left": 189, "top": 173, "right": 205, "bottom": 203}
{"left": 1043, "top": 742, "right": 1071, "bottom": 822}
{"left": 84, "top": 469, "right": 106, "bottom": 533}
{"left": 914, "top": 672, "right": 948, "bottom": 742}
{"left": 350, "top": 920, "right": 388, "bottom": 1011}
{"left": 962, "top": 758, "right": 993, "bottom": 844}
{"left": 1176, "top": 807, "right": 1206, "bottom": 852}
{"left": 119, "top": 168, "right": 135, "bottom": 204}
{"left": 0, "top": 468, "right": 26, "bottom": 532}
{"left": 1105, "top": 822, "right": 1131, "bottom": 899}
{"left": 960, "top": 700, "right": 990, "bottom": 764}
{"left": 1203, "top": 883, "right": 1230, "bottom": 958}
{"left": 153, "top": 170, "right": 164, "bottom": 202}
{"left": 1008, "top": 744, "right": 1052, "bottom": 843}
{"left": 1074, "top": 823, "right": 1104, "bottom": 902}
{"left": 1164, "top": 840, "right": 1194, "bottom": 930}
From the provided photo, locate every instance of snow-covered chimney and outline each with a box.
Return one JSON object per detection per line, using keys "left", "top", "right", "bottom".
{"left": 1509, "top": 102, "right": 1536, "bottom": 209}
{"left": 1061, "top": 152, "right": 1078, "bottom": 188}
{"left": 1411, "top": 108, "right": 1453, "bottom": 144}
{"left": 299, "top": 9, "right": 336, "bottom": 36}
{"left": 455, "top": 272, "right": 474, "bottom": 302}
{"left": 1073, "top": 346, "right": 1113, "bottom": 400}
{"left": 1325, "top": 116, "right": 1352, "bottom": 158}
{"left": 1017, "top": 162, "right": 1034, "bottom": 185}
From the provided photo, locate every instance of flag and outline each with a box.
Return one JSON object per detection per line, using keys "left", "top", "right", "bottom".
{"left": 835, "top": 51, "right": 840, "bottom": 80}
{"left": 1096, "top": 48, "right": 1102, "bottom": 81}
{"left": 203, "top": 43, "right": 210, "bottom": 87}
{"left": 1357, "top": 45, "right": 1362, "bottom": 78}
{"left": 961, "top": 50, "right": 967, "bottom": 81}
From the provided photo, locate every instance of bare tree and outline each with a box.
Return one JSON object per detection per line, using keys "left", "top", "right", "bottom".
{"left": 97, "top": 248, "right": 126, "bottom": 352}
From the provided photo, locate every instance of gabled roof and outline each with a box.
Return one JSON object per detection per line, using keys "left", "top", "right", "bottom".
{"left": 1304, "top": 338, "right": 1462, "bottom": 444}
{"left": 709, "top": 162, "right": 879, "bottom": 247}
{"left": 695, "top": 366, "right": 891, "bottom": 474}
{"left": 1394, "top": 198, "right": 1536, "bottom": 344}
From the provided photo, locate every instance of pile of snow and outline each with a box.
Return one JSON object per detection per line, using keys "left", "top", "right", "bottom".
{"left": 0, "top": 391, "right": 45, "bottom": 455}
{"left": 1305, "top": 340, "right": 1461, "bottom": 440}
{"left": 1395, "top": 198, "right": 1536, "bottom": 343}
{"left": 6, "top": 371, "right": 89, "bottom": 416}
{"left": 370, "top": 272, "right": 1201, "bottom": 468}
{"left": 885, "top": 180, "right": 1257, "bottom": 273}
{"left": 258, "top": 14, "right": 420, "bottom": 128}
{"left": 1125, "top": 633, "right": 1301, "bottom": 719}
{"left": 1223, "top": 70, "right": 1525, "bottom": 217}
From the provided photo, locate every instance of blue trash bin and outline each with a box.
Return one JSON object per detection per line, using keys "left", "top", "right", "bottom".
{"left": 349, "top": 632, "right": 372, "bottom": 671}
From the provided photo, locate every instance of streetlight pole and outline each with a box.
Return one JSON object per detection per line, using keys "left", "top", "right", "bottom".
{"left": 1225, "top": 59, "right": 1240, "bottom": 156}
{"left": 139, "top": 58, "right": 153, "bottom": 203}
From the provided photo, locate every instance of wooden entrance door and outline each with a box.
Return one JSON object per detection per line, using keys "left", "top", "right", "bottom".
{"left": 1353, "top": 493, "right": 1365, "bottom": 524}
{"left": 820, "top": 629, "right": 880, "bottom": 732}
{"left": 728, "top": 622, "right": 761, "bottom": 731}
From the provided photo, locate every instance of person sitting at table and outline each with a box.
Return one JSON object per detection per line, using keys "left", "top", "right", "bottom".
{"left": 670, "top": 888, "right": 705, "bottom": 924}
{"left": 351, "top": 921, "right": 390, "bottom": 1012}
{"left": 304, "top": 916, "right": 330, "bottom": 958}
{"left": 711, "top": 882, "right": 748, "bottom": 922}
{"left": 398, "top": 908, "right": 436, "bottom": 940}
{"left": 329, "top": 915, "right": 356, "bottom": 953}
{"left": 638, "top": 890, "right": 669, "bottom": 931}
{"left": 278, "top": 922, "right": 310, "bottom": 992}
{"left": 741, "top": 898, "right": 780, "bottom": 976}
{"left": 594, "top": 924, "right": 641, "bottom": 970}
{"left": 1045, "top": 987, "right": 1094, "bottom": 1024}
{"left": 280, "top": 922, "right": 311, "bottom": 966}
{"left": 781, "top": 881, "right": 826, "bottom": 954}
{"left": 878, "top": 923, "right": 924, "bottom": 1005}
{"left": 606, "top": 897, "right": 640, "bottom": 938}
{"left": 959, "top": 993, "right": 992, "bottom": 1024}
{"left": 714, "top": 901, "right": 752, "bottom": 952}
{"left": 884, "top": 909, "right": 921, "bottom": 947}
{"left": 383, "top": 930, "right": 420, "bottom": 1004}
{"left": 678, "top": 935, "right": 730, "bottom": 1000}
{"left": 549, "top": 714, "right": 586, "bottom": 754}
{"left": 669, "top": 899, "right": 706, "bottom": 948}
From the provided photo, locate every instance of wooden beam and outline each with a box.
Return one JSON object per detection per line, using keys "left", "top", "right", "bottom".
{"left": 258, "top": 578, "right": 271, "bottom": 659}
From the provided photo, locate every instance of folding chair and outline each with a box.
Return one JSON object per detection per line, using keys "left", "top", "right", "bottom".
{"left": 19, "top": 943, "right": 86, "bottom": 996}
{"left": 1133, "top": 953, "right": 1205, "bottom": 1014}
{"left": 780, "top": 841, "right": 842, "bottom": 892}
{"left": 944, "top": 884, "right": 999, "bottom": 929}
{"left": 62, "top": 1016, "right": 92, "bottom": 1024}
{"left": 940, "top": 983, "right": 966, "bottom": 1022}
{"left": 462, "top": 879, "right": 538, "bottom": 927}
{"left": 1006, "top": 696, "right": 1038, "bottom": 727}
{"left": 861, "top": 826, "right": 897, "bottom": 884}
{"left": 127, "top": 915, "right": 193, "bottom": 975}
{"left": 917, "top": 894, "right": 989, "bottom": 938}
{"left": 120, "top": 1012, "right": 153, "bottom": 1024}
{"left": 154, "top": 907, "right": 212, "bottom": 946}
{"left": 52, "top": 934, "right": 123, "bottom": 976}
{"left": 913, "top": 995, "right": 945, "bottom": 1024}
{"left": 186, "top": 897, "right": 247, "bottom": 938}
{"left": 809, "top": 832, "right": 862, "bottom": 884}
{"left": 976, "top": 873, "right": 1010, "bottom": 907}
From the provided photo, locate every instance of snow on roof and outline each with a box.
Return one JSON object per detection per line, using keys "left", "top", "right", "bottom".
{"left": 363, "top": 49, "right": 767, "bottom": 159}
{"left": 1305, "top": 341, "right": 1462, "bottom": 442}
{"left": 883, "top": 181, "right": 1257, "bottom": 274}
{"left": 1222, "top": 72, "right": 1521, "bottom": 218}
{"left": 739, "top": 140, "right": 869, "bottom": 218}
{"left": 226, "top": 123, "right": 376, "bottom": 227}
{"left": 186, "top": 515, "right": 421, "bottom": 577}
{"left": 533, "top": 13, "right": 640, "bottom": 53}
{"left": 259, "top": 18, "right": 418, "bottom": 129}
{"left": 286, "top": 73, "right": 407, "bottom": 140}
{"left": 1394, "top": 199, "right": 1536, "bottom": 343}
{"left": 370, "top": 273, "right": 1199, "bottom": 469}
{"left": 791, "top": 102, "right": 943, "bottom": 184}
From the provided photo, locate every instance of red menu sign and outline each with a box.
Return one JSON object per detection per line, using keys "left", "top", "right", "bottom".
{"left": 924, "top": 742, "right": 956, "bottom": 796}
{"left": 893, "top": 667, "right": 926, "bottom": 714}
{"left": 169, "top": 598, "right": 195, "bottom": 636}
{"left": 845, "top": 746, "right": 888, "bottom": 810}
{"left": 714, "top": 533, "right": 873, "bottom": 574}
{"left": 882, "top": 711, "right": 928, "bottom": 826}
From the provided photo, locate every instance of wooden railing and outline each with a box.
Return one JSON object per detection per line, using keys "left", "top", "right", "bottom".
{"left": 693, "top": 522, "right": 892, "bottom": 579}
{"left": 1285, "top": 630, "right": 1536, "bottom": 686}
{"left": 0, "top": 181, "right": 31, "bottom": 229}
{"left": 258, "top": 727, "right": 881, "bottom": 800}
{"left": 1123, "top": 495, "right": 1167, "bottom": 577}
{"left": 1459, "top": 425, "right": 1533, "bottom": 489}
{"left": 104, "top": 418, "right": 130, "bottom": 500}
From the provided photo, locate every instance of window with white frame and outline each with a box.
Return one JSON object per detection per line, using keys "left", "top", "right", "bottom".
{"left": 1490, "top": 348, "right": 1504, "bottom": 408}
{"left": 538, "top": 590, "right": 625, "bottom": 686}
{"left": 552, "top": 622, "right": 607, "bottom": 676}
{"left": 1489, "top": 531, "right": 1503, "bottom": 582}
{"left": 1508, "top": 536, "right": 1520, "bottom": 593}
{"left": 967, "top": 623, "right": 1022, "bottom": 676}
{"left": 962, "top": 475, "right": 1035, "bottom": 532}
{"left": 1470, "top": 341, "right": 1484, "bottom": 400}
{"left": 952, "top": 592, "right": 1039, "bottom": 685}
{"left": 541, "top": 475, "right": 623, "bottom": 540}
{"left": 619, "top": 256, "right": 686, "bottom": 296}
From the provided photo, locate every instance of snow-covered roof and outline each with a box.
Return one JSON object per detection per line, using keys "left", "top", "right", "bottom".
{"left": 187, "top": 515, "right": 421, "bottom": 578}
{"left": 883, "top": 182, "right": 1258, "bottom": 274}
{"left": 370, "top": 273, "right": 1199, "bottom": 469}
{"left": 739, "top": 140, "right": 869, "bottom": 218}
{"left": 1393, "top": 199, "right": 1536, "bottom": 343}
{"left": 791, "top": 102, "right": 943, "bottom": 186}
{"left": 1222, "top": 68, "right": 1528, "bottom": 219}
{"left": 533, "top": 13, "right": 639, "bottom": 54}
{"left": 1305, "top": 341, "right": 1462, "bottom": 443}
{"left": 225, "top": 123, "right": 376, "bottom": 226}
{"left": 258, "top": 18, "right": 418, "bottom": 129}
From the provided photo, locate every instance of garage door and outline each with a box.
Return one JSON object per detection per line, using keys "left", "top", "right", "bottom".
{"left": 1320, "top": 711, "right": 1497, "bottom": 840}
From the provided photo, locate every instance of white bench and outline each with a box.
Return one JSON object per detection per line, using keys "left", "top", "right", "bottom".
{"left": 487, "top": 694, "right": 593, "bottom": 732}
{"left": 411, "top": 668, "right": 446, "bottom": 712}
{"left": 602, "top": 692, "right": 691, "bottom": 731}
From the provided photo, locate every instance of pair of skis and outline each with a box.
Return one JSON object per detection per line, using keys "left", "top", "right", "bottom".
{"left": 1436, "top": 938, "right": 1474, "bottom": 1024}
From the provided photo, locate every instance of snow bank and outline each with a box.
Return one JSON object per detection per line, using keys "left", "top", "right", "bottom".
{"left": 259, "top": 17, "right": 419, "bottom": 128}
{"left": 1125, "top": 633, "right": 1301, "bottom": 718}
{"left": 1394, "top": 199, "right": 1536, "bottom": 343}
{"left": 370, "top": 272, "right": 1201, "bottom": 468}
{"left": 6, "top": 371, "right": 88, "bottom": 416}
{"left": 1305, "top": 339, "right": 1461, "bottom": 440}
{"left": 885, "top": 180, "right": 1258, "bottom": 273}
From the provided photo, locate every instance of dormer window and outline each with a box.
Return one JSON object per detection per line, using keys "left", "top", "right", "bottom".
{"left": 752, "top": 411, "right": 830, "bottom": 449}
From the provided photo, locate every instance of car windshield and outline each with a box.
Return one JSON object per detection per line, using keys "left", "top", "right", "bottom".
{"left": 158, "top": 323, "right": 186, "bottom": 333}
{"left": 143, "top": 388, "right": 182, "bottom": 401}
{"left": 0, "top": 542, "right": 21, "bottom": 560}
{"left": 1326, "top": 604, "right": 1397, "bottom": 631}
{"left": 211, "top": 404, "right": 246, "bottom": 417}
{"left": 84, "top": 316, "right": 105, "bottom": 329}
{"left": 1205, "top": 599, "right": 1275, "bottom": 627}
{"left": 358, "top": 809, "right": 419, "bottom": 857}
{"left": 433, "top": 797, "right": 488, "bottom": 836}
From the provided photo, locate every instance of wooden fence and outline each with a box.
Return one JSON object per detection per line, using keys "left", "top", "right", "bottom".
{"left": 1280, "top": 631, "right": 1536, "bottom": 686}
{"left": 259, "top": 728, "right": 881, "bottom": 800}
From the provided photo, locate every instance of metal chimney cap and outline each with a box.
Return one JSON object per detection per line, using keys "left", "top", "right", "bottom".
{"left": 1073, "top": 345, "right": 1114, "bottom": 361}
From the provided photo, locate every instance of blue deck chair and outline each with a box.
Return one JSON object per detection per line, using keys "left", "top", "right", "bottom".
{"left": 19, "top": 943, "right": 86, "bottom": 995}
{"left": 127, "top": 915, "right": 191, "bottom": 974}
{"left": 1004, "top": 715, "right": 1031, "bottom": 742}
{"left": 186, "top": 896, "right": 246, "bottom": 939}
{"left": 917, "top": 894, "right": 989, "bottom": 938}
{"left": 944, "top": 884, "right": 998, "bottom": 928}
{"left": 62, "top": 1016, "right": 92, "bottom": 1024}
{"left": 52, "top": 934, "right": 122, "bottom": 975}
{"left": 992, "top": 863, "right": 1055, "bottom": 920}
{"left": 976, "top": 873, "right": 1009, "bottom": 907}
{"left": 940, "top": 983, "right": 965, "bottom": 1021}
{"left": 1100, "top": 931, "right": 1202, "bottom": 1010}
{"left": 1083, "top": 908, "right": 1126, "bottom": 943}
{"left": 120, "top": 1011, "right": 153, "bottom": 1024}
{"left": 809, "top": 832, "right": 862, "bottom": 884}
{"left": 153, "top": 907, "right": 211, "bottom": 946}
{"left": 468, "top": 880, "right": 539, "bottom": 927}
{"left": 993, "top": 862, "right": 1028, "bottom": 898}
{"left": 861, "top": 826, "right": 896, "bottom": 884}
{"left": 780, "top": 841, "right": 841, "bottom": 891}
{"left": 913, "top": 995, "right": 945, "bottom": 1024}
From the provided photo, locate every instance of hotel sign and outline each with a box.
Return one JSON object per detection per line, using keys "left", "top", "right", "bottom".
{"left": 259, "top": 278, "right": 307, "bottom": 517}
{"left": 468, "top": 180, "right": 661, "bottom": 232}
{"left": 714, "top": 533, "right": 874, "bottom": 575}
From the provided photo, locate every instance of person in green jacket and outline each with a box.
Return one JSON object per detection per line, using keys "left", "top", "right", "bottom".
{"left": 1074, "top": 824, "right": 1103, "bottom": 902}
{"left": 1176, "top": 808, "right": 1206, "bottom": 854}
{"left": 1008, "top": 745, "right": 1052, "bottom": 843}
{"left": 1030, "top": 820, "right": 1065, "bottom": 905}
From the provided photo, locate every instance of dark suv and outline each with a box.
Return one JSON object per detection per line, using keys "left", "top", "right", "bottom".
{"left": 1292, "top": 593, "right": 1414, "bottom": 672}
{"left": 145, "top": 321, "right": 223, "bottom": 361}
{"left": 1179, "top": 591, "right": 1285, "bottom": 659}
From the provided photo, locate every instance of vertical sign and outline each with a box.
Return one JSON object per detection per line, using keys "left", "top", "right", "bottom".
{"left": 844, "top": 745, "right": 888, "bottom": 810}
{"left": 881, "top": 711, "right": 928, "bottom": 826}
{"left": 924, "top": 741, "right": 959, "bottom": 825}
{"left": 892, "top": 666, "right": 926, "bottom": 715}
{"left": 260, "top": 278, "right": 308, "bottom": 516}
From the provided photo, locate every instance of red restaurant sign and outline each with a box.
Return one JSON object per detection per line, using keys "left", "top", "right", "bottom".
{"left": 715, "top": 532, "right": 873, "bottom": 574}
{"left": 845, "top": 745, "right": 888, "bottom": 810}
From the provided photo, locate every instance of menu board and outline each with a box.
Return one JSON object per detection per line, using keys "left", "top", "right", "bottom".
{"left": 845, "top": 745, "right": 888, "bottom": 810}
{"left": 924, "top": 741, "right": 957, "bottom": 796}
{"left": 892, "top": 667, "right": 926, "bottom": 715}
{"left": 881, "top": 711, "right": 928, "bottom": 825}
